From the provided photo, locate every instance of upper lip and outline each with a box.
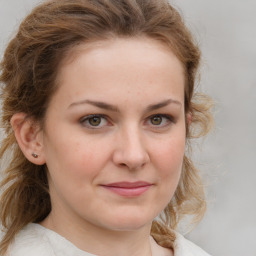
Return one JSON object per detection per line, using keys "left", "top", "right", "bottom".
{"left": 102, "top": 181, "right": 152, "bottom": 188}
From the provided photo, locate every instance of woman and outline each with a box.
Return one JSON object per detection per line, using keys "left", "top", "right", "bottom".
{"left": 0, "top": 0, "right": 213, "bottom": 255}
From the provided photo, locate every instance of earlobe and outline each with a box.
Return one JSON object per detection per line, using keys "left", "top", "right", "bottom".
{"left": 11, "top": 113, "right": 46, "bottom": 165}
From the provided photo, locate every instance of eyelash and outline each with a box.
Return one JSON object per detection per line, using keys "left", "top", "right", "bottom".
{"left": 79, "top": 114, "right": 175, "bottom": 129}
{"left": 80, "top": 114, "right": 109, "bottom": 129}
{"left": 146, "top": 114, "right": 175, "bottom": 128}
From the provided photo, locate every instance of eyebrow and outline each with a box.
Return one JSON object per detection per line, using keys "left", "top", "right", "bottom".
{"left": 145, "top": 99, "right": 182, "bottom": 112}
{"left": 68, "top": 98, "right": 181, "bottom": 112}
{"left": 68, "top": 99, "right": 119, "bottom": 112}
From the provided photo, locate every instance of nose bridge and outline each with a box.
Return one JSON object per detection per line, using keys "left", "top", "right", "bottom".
{"left": 113, "top": 122, "right": 149, "bottom": 169}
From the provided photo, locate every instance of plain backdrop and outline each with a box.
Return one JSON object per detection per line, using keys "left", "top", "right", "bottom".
{"left": 0, "top": 1, "right": 256, "bottom": 256}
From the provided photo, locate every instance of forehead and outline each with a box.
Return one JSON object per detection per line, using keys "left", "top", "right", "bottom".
{"left": 59, "top": 36, "right": 184, "bottom": 74}
{"left": 52, "top": 37, "right": 185, "bottom": 108}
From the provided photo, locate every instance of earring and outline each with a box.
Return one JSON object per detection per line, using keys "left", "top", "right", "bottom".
{"left": 32, "top": 153, "right": 39, "bottom": 158}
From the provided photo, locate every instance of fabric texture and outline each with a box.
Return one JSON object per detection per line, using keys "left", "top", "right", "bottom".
{"left": 6, "top": 223, "right": 211, "bottom": 256}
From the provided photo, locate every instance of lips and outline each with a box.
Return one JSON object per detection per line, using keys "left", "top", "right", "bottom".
{"left": 101, "top": 181, "right": 152, "bottom": 197}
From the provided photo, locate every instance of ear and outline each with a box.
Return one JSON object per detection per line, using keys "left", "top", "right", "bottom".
{"left": 11, "top": 113, "right": 46, "bottom": 165}
{"left": 186, "top": 112, "right": 192, "bottom": 126}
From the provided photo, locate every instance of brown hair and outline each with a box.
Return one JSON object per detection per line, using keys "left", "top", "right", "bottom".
{"left": 0, "top": 0, "right": 213, "bottom": 254}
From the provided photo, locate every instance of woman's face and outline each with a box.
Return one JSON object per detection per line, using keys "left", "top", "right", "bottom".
{"left": 41, "top": 37, "right": 186, "bottom": 232}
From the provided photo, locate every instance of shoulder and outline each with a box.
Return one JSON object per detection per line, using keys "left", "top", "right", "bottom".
{"left": 173, "top": 232, "right": 212, "bottom": 256}
{"left": 151, "top": 222, "right": 211, "bottom": 256}
{"left": 7, "top": 223, "right": 55, "bottom": 256}
{"left": 7, "top": 223, "right": 92, "bottom": 256}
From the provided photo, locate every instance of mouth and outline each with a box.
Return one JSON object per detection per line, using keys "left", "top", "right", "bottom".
{"left": 100, "top": 181, "right": 153, "bottom": 197}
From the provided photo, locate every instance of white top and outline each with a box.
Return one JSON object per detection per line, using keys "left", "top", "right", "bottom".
{"left": 6, "top": 223, "right": 211, "bottom": 256}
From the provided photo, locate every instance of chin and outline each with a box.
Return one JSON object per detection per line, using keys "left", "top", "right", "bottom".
{"left": 101, "top": 212, "right": 154, "bottom": 232}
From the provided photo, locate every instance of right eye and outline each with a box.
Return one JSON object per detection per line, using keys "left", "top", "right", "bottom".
{"left": 80, "top": 114, "right": 109, "bottom": 129}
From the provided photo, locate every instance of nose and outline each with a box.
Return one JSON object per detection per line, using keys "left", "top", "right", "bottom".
{"left": 112, "top": 126, "right": 150, "bottom": 170}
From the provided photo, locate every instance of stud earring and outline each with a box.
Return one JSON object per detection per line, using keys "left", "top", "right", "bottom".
{"left": 32, "top": 153, "right": 39, "bottom": 158}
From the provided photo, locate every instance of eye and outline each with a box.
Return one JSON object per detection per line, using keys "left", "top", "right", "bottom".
{"left": 147, "top": 114, "right": 174, "bottom": 128}
{"left": 150, "top": 115, "right": 163, "bottom": 125}
{"left": 80, "top": 114, "right": 109, "bottom": 129}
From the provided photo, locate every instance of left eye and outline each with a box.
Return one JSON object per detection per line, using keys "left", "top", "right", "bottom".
{"left": 147, "top": 114, "right": 173, "bottom": 127}
{"left": 80, "top": 115, "right": 109, "bottom": 129}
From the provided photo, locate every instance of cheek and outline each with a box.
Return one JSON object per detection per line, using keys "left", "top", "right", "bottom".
{"left": 70, "top": 139, "right": 113, "bottom": 175}
{"left": 153, "top": 136, "right": 185, "bottom": 176}
{"left": 45, "top": 139, "right": 104, "bottom": 202}
{"left": 45, "top": 134, "right": 113, "bottom": 187}
{"left": 149, "top": 136, "right": 185, "bottom": 214}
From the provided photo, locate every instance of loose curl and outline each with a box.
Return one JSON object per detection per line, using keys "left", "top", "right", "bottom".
{"left": 0, "top": 0, "right": 213, "bottom": 254}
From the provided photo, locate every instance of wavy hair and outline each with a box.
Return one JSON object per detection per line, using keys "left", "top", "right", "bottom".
{"left": 0, "top": 0, "right": 213, "bottom": 254}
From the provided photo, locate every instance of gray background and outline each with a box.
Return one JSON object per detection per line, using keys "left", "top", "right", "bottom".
{"left": 0, "top": 1, "right": 256, "bottom": 256}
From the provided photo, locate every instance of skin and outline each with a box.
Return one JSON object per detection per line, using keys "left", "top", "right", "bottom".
{"left": 13, "top": 37, "right": 187, "bottom": 256}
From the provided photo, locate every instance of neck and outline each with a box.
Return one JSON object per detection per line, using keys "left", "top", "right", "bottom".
{"left": 41, "top": 211, "right": 153, "bottom": 256}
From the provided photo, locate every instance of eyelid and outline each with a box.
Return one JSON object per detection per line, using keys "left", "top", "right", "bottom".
{"left": 79, "top": 113, "right": 175, "bottom": 130}
{"left": 146, "top": 113, "right": 175, "bottom": 127}
{"left": 79, "top": 114, "right": 110, "bottom": 129}
{"left": 152, "top": 114, "right": 175, "bottom": 121}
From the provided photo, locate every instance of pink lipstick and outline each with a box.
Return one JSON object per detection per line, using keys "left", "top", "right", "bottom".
{"left": 101, "top": 181, "right": 152, "bottom": 197}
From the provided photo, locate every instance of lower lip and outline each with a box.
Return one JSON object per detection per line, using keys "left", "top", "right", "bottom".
{"left": 102, "top": 185, "right": 152, "bottom": 197}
